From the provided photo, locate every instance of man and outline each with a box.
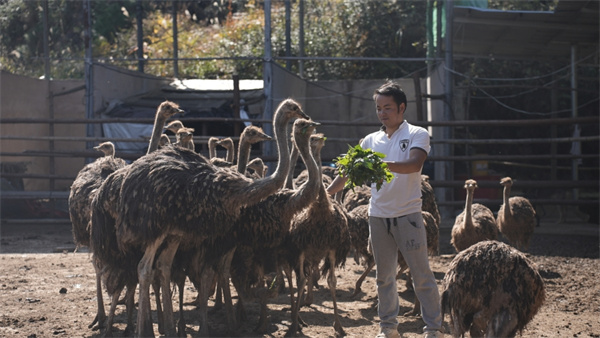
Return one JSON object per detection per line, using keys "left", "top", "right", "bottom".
{"left": 327, "top": 81, "right": 443, "bottom": 338}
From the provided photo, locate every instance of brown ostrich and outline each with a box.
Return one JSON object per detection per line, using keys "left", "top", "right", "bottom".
{"left": 247, "top": 157, "right": 267, "bottom": 178}
{"left": 146, "top": 101, "right": 185, "bottom": 154}
{"left": 114, "top": 98, "right": 308, "bottom": 337}
{"left": 69, "top": 141, "right": 126, "bottom": 249}
{"left": 421, "top": 174, "right": 441, "bottom": 226}
{"left": 174, "top": 127, "right": 195, "bottom": 150}
{"left": 441, "top": 240, "right": 545, "bottom": 337}
{"left": 451, "top": 179, "right": 498, "bottom": 252}
{"left": 68, "top": 141, "right": 127, "bottom": 331}
{"left": 496, "top": 177, "right": 536, "bottom": 251}
{"left": 228, "top": 119, "right": 323, "bottom": 333}
{"left": 283, "top": 135, "right": 352, "bottom": 338}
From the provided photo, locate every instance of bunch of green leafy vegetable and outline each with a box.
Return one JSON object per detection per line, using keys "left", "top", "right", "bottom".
{"left": 335, "top": 144, "right": 394, "bottom": 191}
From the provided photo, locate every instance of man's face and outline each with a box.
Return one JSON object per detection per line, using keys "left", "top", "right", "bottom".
{"left": 375, "top": 94, "right": 404, "bottom": 130}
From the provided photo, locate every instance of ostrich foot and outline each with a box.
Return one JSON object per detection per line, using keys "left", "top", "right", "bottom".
{"left": 333, "top": 320, "right": 346, "bottom": 338}
{"left": 253, "top": 315, "right": 270, "bottom": 334}
{"left": 123, "top": 324, "right": 134, "bottom": 337}
{"left": 403, "top": 307, "right": 420, "bottom": 317}
{"left": 89, "top": 313, "right": 106, "bottom": 331}
{"left": 350, "top": 287, "right": 362, "bottom": 299}
{"left": 177, "top": 319, "right": 186, "bottom": 337}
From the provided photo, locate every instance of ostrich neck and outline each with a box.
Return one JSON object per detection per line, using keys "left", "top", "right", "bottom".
{"left": 237, "top": 139, "right": 252, "bottom": 174}
{"left": 225, "top": 145, "right": 235, "bottom": 163}
{"left": 502, "top": 185, "right": 512, "bottom": 218}
{"left": 296, "top": 138, "right": 321, "bottom": 201}
{"left": 464, "top": 188, "right": 474, "bottom": 228}
{"left": 315, "top": 146, "right": 329, "bottom": 203}
{"left": 285, "top": 143, "right": 300, "bottom": 189}
{"left": 208, "top": 142, "right": 216, "bottom": 158}
{"left": 147, "top": 114, "right": 168, "bottom": 154}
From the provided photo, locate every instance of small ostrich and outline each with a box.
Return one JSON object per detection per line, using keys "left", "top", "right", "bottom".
{"left": 441, "top": 240, "right": 546, "bottom": 337}
{"left": 421, "top": 174, "right": 441, "bottom": 226}
{"left": 68, "top": 141, "right": 127, "bottom": 331}
{"left": 228, "top": 119, "right": 323, "bottom": 333}
{"left": 283, "top": 134, "right": 352, "bottom": 338}
{"left": 496, "top": 177, "right": 537, "bottom": 251}
{"left": 114, "top": 98, "right": 308, "bottom": 337}
{"left": 247, "top": 157, "right": 267, "bottom": 178}
{"left": 451, "top": 179, "right": 498, "bottom": 252}
{"left": 174, "top": 127, "right": 195, "bottom": 150}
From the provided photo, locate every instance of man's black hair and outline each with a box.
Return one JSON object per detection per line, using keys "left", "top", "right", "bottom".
{"left": 373, "top": 80, "right": 407, "bottom": 109}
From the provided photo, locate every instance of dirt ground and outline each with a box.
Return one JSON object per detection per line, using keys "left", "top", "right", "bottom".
{"left": 1, "top": 208, "right": 598, "bottom": 338}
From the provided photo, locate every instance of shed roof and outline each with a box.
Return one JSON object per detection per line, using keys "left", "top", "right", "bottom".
{"left": 452, "top": 0, "right": 599, "bottom": 60}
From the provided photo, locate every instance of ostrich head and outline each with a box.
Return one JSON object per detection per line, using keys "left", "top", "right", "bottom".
{"left": 176, "top": 127, "right": 195, "bottom": 144}
{"left": 240, "top": 126, "right": 272, "bottom": 144}
{"left": 277, "top": 98, "right": 309, "bottom": 121}
{"left": 158, "top": 101, "right": 185, "bottom": 119}
{"left": 422, "top": 174, "right": 430, "bottom": 183}
{"left": 159, "top": 134, "right": 171, "bottom": 147}
{"left": 464, "top": 179, "right": 478, "bottom": 192}
{"left": 217, "top": 137, "right": 234, "bottom": 151}
{"left": 247, "top": 157, "right": 266, "bottom": 177}
{"left": 309, "top": 132, "right": 325, "bottom": 154}
{"left": 164, "top": 120, "right": 185, "bottom": 134}
{"left": 94, "top": 141, "right": 116, "bottom": 157}
{"left": 293, "top": 119, "right": 321, "bottom": 150}
{"left": 500, "top": 177, "right": 513, "bottom": 187}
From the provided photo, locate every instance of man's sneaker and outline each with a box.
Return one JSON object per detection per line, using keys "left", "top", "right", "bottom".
{"left": 376, "top": 327, "right": 400, "bottom": 338}
{"left": 423, "top": 330, "right": 444, "bottom": 338}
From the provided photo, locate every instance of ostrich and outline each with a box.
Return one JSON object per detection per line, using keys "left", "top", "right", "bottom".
{"left": 441, "top": 240, "right": 545, "bottom": 337}
{"left": 283, "top": 136, "right": 352, "bottom": 338}
{"left": 113, "top": 98, "right": 308, "bottom": 337}
{"left": 174, "top": 127, "right": 195, "bottom": 150}
{"left": 247, "top": 157, "right": 267, "bottom": 178}
{"left": 228, "top": 120, "right": 323, "bottom": 333}
{"left": 421, "top": 174, "right": 441, "bottom": 226}
{"left": 69, "top": 141, "right": 126, "bottom": 249}
{"left": 496, "top": 177, "right": 536, "bottom": 251}
{"left": 451, "top": 179, "right": 498, "bottom": 252}
{"left": 164, "top": 119, "right": 185, "bottom": 134}
{"left": 68, "top": 141, "right": 127, "bottom": 331}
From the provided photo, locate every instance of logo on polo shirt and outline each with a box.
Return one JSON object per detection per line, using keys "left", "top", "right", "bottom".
{"left": 400, "top": 139, "right": 409, "bottom": 152}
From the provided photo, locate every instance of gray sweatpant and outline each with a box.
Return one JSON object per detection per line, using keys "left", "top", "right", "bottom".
{"left": 369, "top": 212, "right": 442, "bottom": 332}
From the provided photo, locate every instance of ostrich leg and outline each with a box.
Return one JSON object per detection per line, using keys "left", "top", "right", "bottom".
{"left": 89, "top": 259, "right": 106, "bottom": 331}
{"left": 123, "top": 282, "right": 136, "bottom": 336}
{"left": 136, "top": 235, "right": 167, "bottom": 337}
{"left": 155, "top": 236, "right": 181, "bottom": 337}
{"left": 351, "top": 261, "right": 375, "bottom": 298}
{"left": 104, "top": 288, "right": 122, "bottom": 337}
{"left": 327, "top": 251, "right": 345, "bottom": 338}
